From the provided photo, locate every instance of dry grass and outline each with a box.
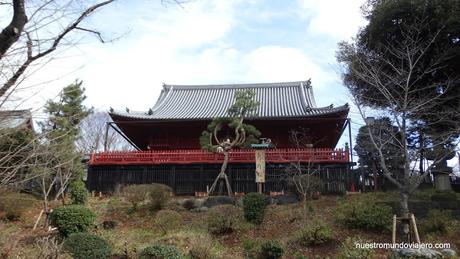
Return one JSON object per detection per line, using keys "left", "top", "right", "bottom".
{"left": 1, "top": 191, "right": 459, "bottom": 258}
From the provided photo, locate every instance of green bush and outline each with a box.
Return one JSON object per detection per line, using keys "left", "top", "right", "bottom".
{"left": 243, "top": 192, "right": 268, "bottom": 225}
{"left": 155, "top": 230, "right": 221, "bottom": 259}
{"left": 70, "top": 180, "right": 89, "bottom": 205}
{"left": 122, "top": 184, "right": 172, "bottom": 211}
{"left": 337, "top": 236, "right": 374, "bottom": 259}
{"left": 123, "top": 184, "right": 152, "bottom": 211}
{"left": 182, "top": 199, "right": 199, "bottom": 210}
{"left": 293, "top": 220, "right": 333, "bottom": 246}
{"left": 0, "top": 188, "right": 37, "bottom": 221}
{"left": 154, "top": 209, "right": 182, "bottom": 234}
{"left": 138, "top": 244, "right": 183, "bottom": 259}
{"left": 430, "top": 192, "right": 458, "bottom": 202}
{"left": 64, "top": 233, "right": 112, "bottom": 259}
{"left": 207, "top": 205, "right": 242, "bottom": 234}
{"left": 49, "top": 205, "right": 96, "bottom": 236}
{"left": 149, "top": 183, "right": 172, "bottom": 211}
{"left": 188, "top": 241, "right": 214, "bottom": 259}
{"left": 242, "top": 239, "right": 284, "bottom": 259}
{"left": 421, "top": 209, "right": 451, "bottom": 235}
{"left": 335, "top": 198, "right": 392, "bottom": 231}
{"left": 242, "top": 238, "right": 262, "bottom": 259}
{"left": 260, "top": 240, "right": 284, "bottom": 259}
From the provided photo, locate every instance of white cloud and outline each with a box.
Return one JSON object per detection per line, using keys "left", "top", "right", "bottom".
{"left": 300, "top": 0, "right": 367, "bottom": 40}
{"left": 242, "top": 46, "right": 328, "bottom": 84}
{"left": 12, "top": 0, "right": 348, "bottom": 115}
{"left": 138, "top": 0, "right": 236, "bottom": 49}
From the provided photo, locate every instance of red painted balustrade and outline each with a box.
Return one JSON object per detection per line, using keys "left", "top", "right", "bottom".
{"left": 89, "top": 148, "right": 349, "bottom": 165}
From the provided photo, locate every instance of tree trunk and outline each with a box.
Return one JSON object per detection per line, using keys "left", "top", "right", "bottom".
{"left": 220, "top": 151, "right": 229, "bottom": 175}
{"left": 209, "top": 150, "right": 232, "bottom": 196}
{"left": 43, "top": 200, "right": 50, "bottom": 228}
{"left": 400, "top": 191, "right": 409, "bottom": 217}
{"left": 0, "top": 0, "right": 27, "bottom": 59}
{"left": 302, "top": 194, "right": 308, "bottom": 224}
{"left": 400, "top": 191, "right": 410, "bottom": 242}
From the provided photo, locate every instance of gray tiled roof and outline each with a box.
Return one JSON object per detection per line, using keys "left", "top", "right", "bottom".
{"left": 110, "top": 80, "right": 349, "bottom": 120}
{"left": 0, "top": 110, "right": 33, "bottom": 130}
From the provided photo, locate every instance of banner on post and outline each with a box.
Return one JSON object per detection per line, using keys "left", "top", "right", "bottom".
{"left": 255, "top": 150, "right": 266, "bottom": 183}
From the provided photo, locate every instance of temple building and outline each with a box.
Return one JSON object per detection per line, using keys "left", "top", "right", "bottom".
{"left": 87, "top": 80, "right": 354, "bottom": 194}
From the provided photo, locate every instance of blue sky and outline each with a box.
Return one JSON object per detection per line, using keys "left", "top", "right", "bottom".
{"left": 25, "top": 0, "right": 366, "bottom": 111}
{"left": 9, "top": 0, "right": 458, "bottom": 170}
{"left": 4, "top": 0, "right": 374, "bottom": 153}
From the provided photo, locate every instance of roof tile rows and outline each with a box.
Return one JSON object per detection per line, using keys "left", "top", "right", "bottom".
{"left": 111, "top": 80, "right": 348, "bottom": 120}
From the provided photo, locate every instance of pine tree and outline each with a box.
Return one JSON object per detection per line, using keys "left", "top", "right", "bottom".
{"left": 38, "top": 80, "right": 92, "bottom": 206}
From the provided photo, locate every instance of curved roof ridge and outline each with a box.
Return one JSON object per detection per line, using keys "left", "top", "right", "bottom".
{"left": 162, "top": 80, "right": 311, "bottom": 90}
{"left": 151, "top": 86, "right": 174, "bottom": 113}
{"left": 312, "top": 103, "right": 349, "bottom": 111}
{"left": 298, "top": 81, "right": 310, "bottom": 111}
{"left": 109, "top": 81, "right": 349, "bottom": 120}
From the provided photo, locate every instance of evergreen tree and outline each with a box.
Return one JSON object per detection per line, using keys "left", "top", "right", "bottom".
{"left": 200, "top": 89, "right": 260, "bottom": 196}
{"left": 38, "top": 80, "right": 92, "bottom": 204}
{"left": 355, "top": 117, "right": 404, "bottom": 189}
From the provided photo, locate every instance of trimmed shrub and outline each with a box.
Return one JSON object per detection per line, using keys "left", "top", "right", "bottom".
{"left": 138, "top": 244, "right": 183, "bottom": 259}
{"left": 122, "top": 184, "right": 172, "bottom": 212}
{"left": 156, "top": 230, "right": 222, "bottom": 259}
{"left": 49, "top": 205, "right": 96, "bottom": 236}
{"left": 155, "top": 210, "right": 182, "bottom": 234}
{"left": 421, "top": 209, "right": 451, "bottom": 235}
{"left": 242, "top": 238, "right": 262, "bottom": 259}
{"left": 182, "top": 199, "right": 199, "bottom": 210}
{"left": 260, "top": 240, "right": 284, "bottom": 259}
{"left": 337, "top": 236, "right": 375, "bottom": 259}
{"left": 188, "top": 240, "right": 214, "bottom": 259}
{"left": 123, "top": 184, "right": 152, "bottom": 211}
{"left": 0, "top": 188, "right": 37, "bottom": 221}
{"left": 149, "top": 184, "right": 172, "bottom": 211}
{"left": 293, "top": 220, "right": 333, "bottom": 246}
{"left": 243, "top": 192, "right": 268, "bottom": 225}
{"left": 64, "top": 233, "right": 112, "bottom": 259}
{"left": 203, "top": 196, "right": 235, "bottom": 208}
{"left": 70, "top": 180, "right": 89, "bottom": 205}
{"left": 207, "top": 205, "right": 242, "bottom": 234}
{"left": 335, "top": 198, "right": 392, "bottom": 231}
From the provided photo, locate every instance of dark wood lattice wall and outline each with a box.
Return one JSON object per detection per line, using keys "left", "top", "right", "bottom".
{"left": 87, "top": 163, "right": 352, "bottom": 195}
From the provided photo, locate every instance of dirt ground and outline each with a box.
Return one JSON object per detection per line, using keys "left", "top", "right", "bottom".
{"left": 1, "top": 191, "right": 459, "bottom": 258}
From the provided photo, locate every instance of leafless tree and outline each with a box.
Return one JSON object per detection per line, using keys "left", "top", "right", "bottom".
{"left": 285, "top": 130, "right": 322, "bottom": 223}
{"left": 0, "top": 0, "right": 118, "bottom": 108}
{"left": 76, "top": 111, "right": 133, "bottom": 153}
{"left": 338, "top": 18, "right": 460, "bottom": 238}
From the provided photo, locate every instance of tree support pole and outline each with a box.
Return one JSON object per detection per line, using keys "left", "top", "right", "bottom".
{"left": 103, "top": 122, "right": 109, "bottom": 151}
{"left": 347, "top": 118, "right": 353, "bottom": 164}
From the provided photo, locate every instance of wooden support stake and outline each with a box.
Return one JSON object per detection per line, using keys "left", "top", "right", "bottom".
{"left": 410, "top": 214, "right": 421, "bottom": 244}
{"left": 392, "top": 215, "right": 397, "bottom": 244}
{"left": 33, "top": 209, "right": 44, "bottom": 230}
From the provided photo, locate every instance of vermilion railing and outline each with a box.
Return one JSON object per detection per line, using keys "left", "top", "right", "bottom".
{"left": 89, "top": 148, "right": 349, "bottom": 165}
